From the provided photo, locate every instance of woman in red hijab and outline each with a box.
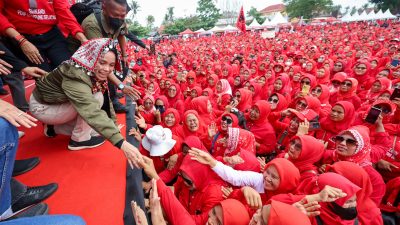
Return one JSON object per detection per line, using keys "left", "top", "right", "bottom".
{"left": 360, "top": 77, "right": 392, "bottom": 104}
{"left": 281, "top": 135, "right": 325, "bottom": 186}
{"left": 175, "top": 110, "right": 207, "bottom": 141}
{"left": 166, "top": 83, "right": 185, "bottom": 115}
{"left": 272, "top": 73, "right": 292, "bottom": 103}
{"left": 161, "top": 108, "right": 182, "bottom": 137}
{"left": 329, "top": 72, "right": 348, "bottom": 94}
{"left": 246, "top": 100, "right": 276, "bottom": 156}
{"left": 316, "top": 67, "right": 331, "bottom": 85}
{"left": 188, "top": 96, "right": 216, "bottom": 126}
{"left": 326, "top": 161, "right": 383, "bottom": 225}
{"left": 305, "top": 172, "right": 361, "bottom": 225}
{"left": 249, "top": 82, "right": 263, "bottom": 103}
{"left": 322, "top": 125, "right": 386, "bottom": 206}
{"left": 329, "top": 78, "right": 362, "bottom": 109}
{"left": 310, "top": 84, "right": 331, "bottom": 118}
{"left": 351, "top": 59, "right": 374, "bottom": 96}
{"left": 268, "top": 93, "right": 289, "bottom": 113}
{"left": 315, "top": 101, "right": 355, "bottom": 149}
{"left": 234, "top": 88, "right": 253, "bottom": 112}
{"left": 214, "top": 79, "right": 233, "bottom": 113}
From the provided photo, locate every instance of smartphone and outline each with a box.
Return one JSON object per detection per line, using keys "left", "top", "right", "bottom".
{"left": 390, "top": 88, "right": 400, "bottom": 100}
{"left": 365, "top": 107, "right": 382, "bottom": 124}
{"left": 301, "top": 84, "right": 310, "bottom": 95}
{"left": 309, "top": 121, "right": 321, "bottom": 131}
{"left": 391, "top": 59, "right": 399, "bottom": 67}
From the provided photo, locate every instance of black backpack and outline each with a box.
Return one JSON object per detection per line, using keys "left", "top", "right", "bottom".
{"left": 70, "top": 0, "right": 102, "bottom": 24}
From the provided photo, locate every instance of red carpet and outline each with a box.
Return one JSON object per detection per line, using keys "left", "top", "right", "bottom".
{"left": 2, "top": 81, "right": 127, "bottom": 225}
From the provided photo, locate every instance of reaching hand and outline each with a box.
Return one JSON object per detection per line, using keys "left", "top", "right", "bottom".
{"left": 297, "top": 118, "right": 310, "bottom": 135}
{"left": 149, "top": 179, "right": 167, "bottom": 225}
{"left": 376, "top": 159, "right": 399, "bottom": 172}
{"left": 135, "top": 114, "right": 146, "bottom": 129}
{"left": 241, "top": 186, "right": 262, "bottom": 209}
{"left": 224, "top": 155, "right": 244, "bottom": 166}
{"left": 167, "top": 154, "right": 178, "bottom": 170}
{"left": 0, "top": 51, "right": 13, "bottom": 75}
{"left": 20, "top": 41, "right": 44, "bottom": 65}
{"left": 139, "top": 155, "right": 159, "bottom": 179}
{"left": 0, "top": 100, "right": 37, "bottom": 128}
{"left": 122, "top": 85, "right": 141, "bottom": 100}
{"left": 208, "top": 122, "right": 217, "bottom": 138}
{"left": 188, "top": 148, "right": 218, "bottom": 167}
{"left": 128, "top": 128, "right": 142, "bottom": 142}
{"left": 120, "top": 141, "right": 143, "bottom": 169}
{"left": 292, "top": 198, "right": 321, "bottom": 217}
{"left": 131, "top": 201, "right": 148, "bottom": 225}
{"left": 257, "top": 157, "right": 266, "bottom": 172}
{"left": 21, "top": 67, "right": 47, "bottom": 78}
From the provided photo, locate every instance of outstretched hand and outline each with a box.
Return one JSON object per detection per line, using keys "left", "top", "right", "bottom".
{"left": 293, "top": 198, "right": 321, "bottom": 217}
{"left": 188, "top": 148, "right": 218, "bottom": 167}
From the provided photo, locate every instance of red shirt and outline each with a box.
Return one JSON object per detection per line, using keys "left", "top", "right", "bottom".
{"left": 0, "top": 0, "right": 82, "bottom": 35}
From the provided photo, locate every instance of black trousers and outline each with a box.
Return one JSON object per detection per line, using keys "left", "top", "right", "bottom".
{"left": 0, "top": 72, "right": 29, "bottom": 111}
{"left": 21, "top": 27, "right": 71, "bottom": 71}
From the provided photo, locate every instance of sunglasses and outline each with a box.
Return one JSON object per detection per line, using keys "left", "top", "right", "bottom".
{"left": 268, "top": 98, "right": 279, "bottom": 103}
{"left": 297, "top": 101, "right": 307, "bottom": 108}
{"left": 289, "top": 140, "right": 302, "bottom": 151}
{"left": 334, "top": 64, "right": 342, "bottom": 67}
{"left": 332, "top": 136, "right": 357, "bottom": 146}
{"left": 179, "top": 173, "right": 193, "bottom": 186}
{"left": 341, "top": 82, "right": 352, "bottom": 87}
{"left": 355, "top": 66, "right": 367, "bottom": 70}
{"left": 221, "top": 116, "right": 233, "bottom": 124}
{"left": 235, "top": 94, "right": 241, "bottom": 98}
{"left": 168, "top": 89, "right": 177, "bottom": 92}
{"left": 312, "top": 88, "right": 322, "bottom": 93}
{"left": 301, "top": 80, "right": 310, "bottom": 85}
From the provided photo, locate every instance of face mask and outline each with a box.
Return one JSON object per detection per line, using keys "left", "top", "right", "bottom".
{"left": 318, "top": 58, "right": 324, "bottom": 63}
{"left": 302, "top": 63, "right": 307, "bottom": 68}
{"left": 329, "top": 202, "right": 358, "bottom": 220}
{"left": 285, "top": 61, "right": 292, "bottom": 66}
{"left": 108, "top": 17, "right": 124, "bottom": 30}
{"left": 155, "top": 105, "right": 165, "bottom": 114}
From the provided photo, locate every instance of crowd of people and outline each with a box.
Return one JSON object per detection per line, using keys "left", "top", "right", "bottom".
{"left": 0, "top": 0, "right": 400, "bottom": 225}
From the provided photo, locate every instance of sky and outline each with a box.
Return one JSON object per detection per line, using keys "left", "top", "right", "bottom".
{"left": 131, "top": 0, "right": 371, "bottom": 26}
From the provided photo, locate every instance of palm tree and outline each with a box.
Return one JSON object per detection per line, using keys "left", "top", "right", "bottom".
{"left": 129, "top": 0, "right": 140, "bottom": 21}
{"left": 146, "top": 15, "right": 155, "bottom": 28}
{"left": 167, "top": 7, "right": 174, "bottom": 22}
{"left": 361, "top": 3, "right": 369, "bottom": 11}
{"left": 344, "top": 6, "right": 350, "bottom": 15}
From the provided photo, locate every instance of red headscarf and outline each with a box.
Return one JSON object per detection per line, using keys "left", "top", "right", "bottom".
{"left": 175, "top": 110, "right": 207, "bottom": 139}
{"left": 327, "top": 161, "right": 383, "bottom": 225}
{"left": 320, "top": 101, "right": 355, "bottom": 135}
{"left": 268, "top": 200, "right": 311, "bottom": 225}
{"left": 162, "top": 108, "right": 181, "bottom": 135}
{"left": 219, "top": 199, "right": 250, "bottom": 225}
{"left": 265, "top": 158, "right": 300, "bottom": 200}
{"left": 270, "top": 93, "right": 289, "bottom": 112}
{"left": 380, "top": 177, "right": 400, "bottom": 213}
{"left": 225, "top": 127, "right": 256, "bottom": 156}
{"left": 288, "top": 135, "right": 325, "bottom": 174}
{"left": 337, "top": 77, "right": 358, "bottom": 99}
{"left": 236, "top": 88, "right": 253, "bottom": 112}
{"left": 189, "top": 96, "right": 215, "bottom": 126}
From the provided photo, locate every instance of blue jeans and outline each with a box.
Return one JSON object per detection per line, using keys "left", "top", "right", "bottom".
{"left": 0, "top": 78, "right": 5, "bottom": 91}
{"left": 0, "top": 118, "right": 18, "bottom": 218}
{"left": 0, "top": 215, "right": 86, "bottom": 225}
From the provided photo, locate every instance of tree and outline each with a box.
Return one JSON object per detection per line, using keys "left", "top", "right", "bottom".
{"left": 128, "top": 21, "right": 150, "bottom": 37}
{"left": 247, "top": 6, "right": 266, "bottom": 24}
{"left": 196, "top": 0, "right": 221, "bottom": 30}
{"left": 283, "top": 0, "right": 334, "bottom": 19}
{"left": 362, "top": 3, "right": 370, "bottom": 10}
{"left": 344, "top": 6, "right": 351, "bottom": 15}
{"left": 128, "top": 0, "right": 140, "bottom": 21}
{"left": 369, "top": 0, "right": 400, "bottom": 14}
{"left": 350, "top": 6, "right": 357, "bottom": 15}
{"left": 163, "top": 16, "right": 207, "bottom": 35}
{"left": 330, "top": 5, "right": 342, "bottom": 17}
{"left": 146, "top": 15, "right": 155, "bottom": 28}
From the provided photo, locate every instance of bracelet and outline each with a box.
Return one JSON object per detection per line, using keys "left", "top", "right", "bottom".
{"left": 19, "top": 38, "right": 27, "bottom": 47}
{"left": 14, "top": 34, "right": 25, "bottom": 43}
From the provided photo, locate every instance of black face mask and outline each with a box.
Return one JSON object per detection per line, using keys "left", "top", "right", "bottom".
{"left": 155, "top": 105, "right": 165, "bottom": 114}
{"left": 108, "top": 17, "right": 124, "bottom": 31}
{"left": 329, "top": 202, "right": 358, "bottom": 220}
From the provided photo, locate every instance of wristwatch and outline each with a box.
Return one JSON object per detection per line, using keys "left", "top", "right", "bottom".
{"left": 118, "top": 83, "right": 125, "bottom": 90}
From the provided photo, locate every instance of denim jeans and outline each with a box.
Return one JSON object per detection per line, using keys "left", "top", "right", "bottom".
{"left": 0, "top": 118, "right": 18, "bottom": 219}
{"left": 0, "top": 78, "right": 5, "bottom": 91}
{"left": 0, "top": 215, "right": 86, "bottom": 225}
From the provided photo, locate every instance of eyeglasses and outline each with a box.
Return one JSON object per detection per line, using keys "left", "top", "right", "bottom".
{"left": 289, "top": 140, "right": 302, "bottom": 151}
{"left": 168, "top": 89, "right": 177, "bottom": 92}
{"left": 341, "top": 82, "right": 352, "bottom": 87}
{"left": 332, "top": 136, "right": 357, "bottom": 147}
{"left": 301, "top": 80, "right": 310, "bottom": 85}
{"left": 268, "top": 98, "right": 279, "bottom": 103}
{"left": 221, "top": 116, "right": 233, "bottom": 124}
{"left": 334, "top": 64, "right": 342, "bottom": 67}
{"left": 235, "top": 94, "right": 241, "bottom": 98}
{"left": 355, "top": 66, "right": 367, "bottom": 70}
{"left": 312, "top": 88, "right": 322, "bottom": 93}
{"left": 144, "top": 101, "right": 153, "bottom": 105}
{"left": 297, "top": 101, "right": 307, "bottom": 108}
{"left": 179, "top": 173, "right": 193, "bottom": 186}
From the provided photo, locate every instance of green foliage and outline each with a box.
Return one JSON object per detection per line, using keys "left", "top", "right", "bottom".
{"left": 350, "top": 6, "right": 357, "bottom": 15}
{"left": 247, "top": 6, "right": 266, "bottom": 24}
{"left": 163, "top": 7, "right": 175, "bottom": 24}
{"left": 163, "top": 16, "right": 207, "bottom": 35}
{"left": 128, "top": 21, "right": 150, "bottom": 38}
{"left": 146, "top": 15, "right": 155, "bottom": 28}
{"left": 128, "top": 0, "right": 140, "bottom": 21}
{"left": 283, "top": 0, "right": 334, "bottom": 19}
{"left": 196, "top": 0, "right": 221, "bottom": 29}
{"left": 369, "top": 0, "right": 400, "bottom": 14}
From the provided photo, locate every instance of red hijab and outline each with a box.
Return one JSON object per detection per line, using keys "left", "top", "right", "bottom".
{"left": 288, "top": 135, "right": 325, "bottom": 174}
{"left": 162, "top": 108, "right": 181, "bottom": 135}
{"left": 327, "top": 161, "right": 383, "bottom": 225}
{"left": 320, "top": 101, "right": 355, "bottom": 135}
{"left": 236, "top": 88, "right": 253, "bottom": 112}
{"left": 225, "top": 127, "right": 256, "bottom": 156}
{"left": 268, "top": 200, "right": 311, "bottom": 225}
{"left": 189, "top": 96, "right": 215, "bottom": 126}
{"left": 265, "top": 158, "right": 300, "bottom": 200}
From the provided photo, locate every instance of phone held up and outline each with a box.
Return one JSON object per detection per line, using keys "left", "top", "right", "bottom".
{"left": 365, "top": 107, "right": 382, "bottom": 124}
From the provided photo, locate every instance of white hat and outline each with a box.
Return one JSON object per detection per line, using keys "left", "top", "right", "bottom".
{"left": 142, "top": 125, "right": 176, "bottom": 156}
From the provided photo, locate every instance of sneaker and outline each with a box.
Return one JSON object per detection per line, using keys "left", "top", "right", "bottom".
{"left": 6, "top": 203, "right": 48, "bottom": 221}
{"left": 43, "top": 124, "right": 57, "bottom": 138}
{"left": 113, "top": 101, "right": 127, "bottom": 113}
{"left": 13, "top": 157, "right": 40, "bottom": 176}
{"left": 68, "top": 136, "right": 105, "bottom": 150}
{"left": 12, "top": 183, "right": 58, "bottom": 213}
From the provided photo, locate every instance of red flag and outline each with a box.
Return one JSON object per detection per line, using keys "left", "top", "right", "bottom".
{"left": 236, "top": 6, "right": 246, "bottom": 33}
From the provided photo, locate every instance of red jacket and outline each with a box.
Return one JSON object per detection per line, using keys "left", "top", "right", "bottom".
{"left": 0, "top": 0, "right": 83, "bottom": 35}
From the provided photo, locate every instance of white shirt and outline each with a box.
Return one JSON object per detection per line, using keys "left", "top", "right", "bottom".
{"left": 212, "top": 162, "right": 265, "bottom": 193}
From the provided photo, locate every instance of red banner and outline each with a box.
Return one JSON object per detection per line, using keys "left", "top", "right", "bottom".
{"left": 236, "top": 6, "right": 246, "bottom": 33}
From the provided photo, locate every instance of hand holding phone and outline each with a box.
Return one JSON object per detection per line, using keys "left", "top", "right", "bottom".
{"left": 365, "top": 107, "right": 382, "bottom": 124}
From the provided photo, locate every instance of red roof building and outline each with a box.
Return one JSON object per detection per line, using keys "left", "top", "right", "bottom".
{"left": 259, "top": 4, "right": 286, "bottom": 17}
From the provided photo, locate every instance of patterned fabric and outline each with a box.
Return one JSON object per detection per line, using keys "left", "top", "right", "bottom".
{"left": 90, "top": 77, "right": 108, "bottom": 94}
{"left": 225, "top": 127, "right": 255, "bottom": 156}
